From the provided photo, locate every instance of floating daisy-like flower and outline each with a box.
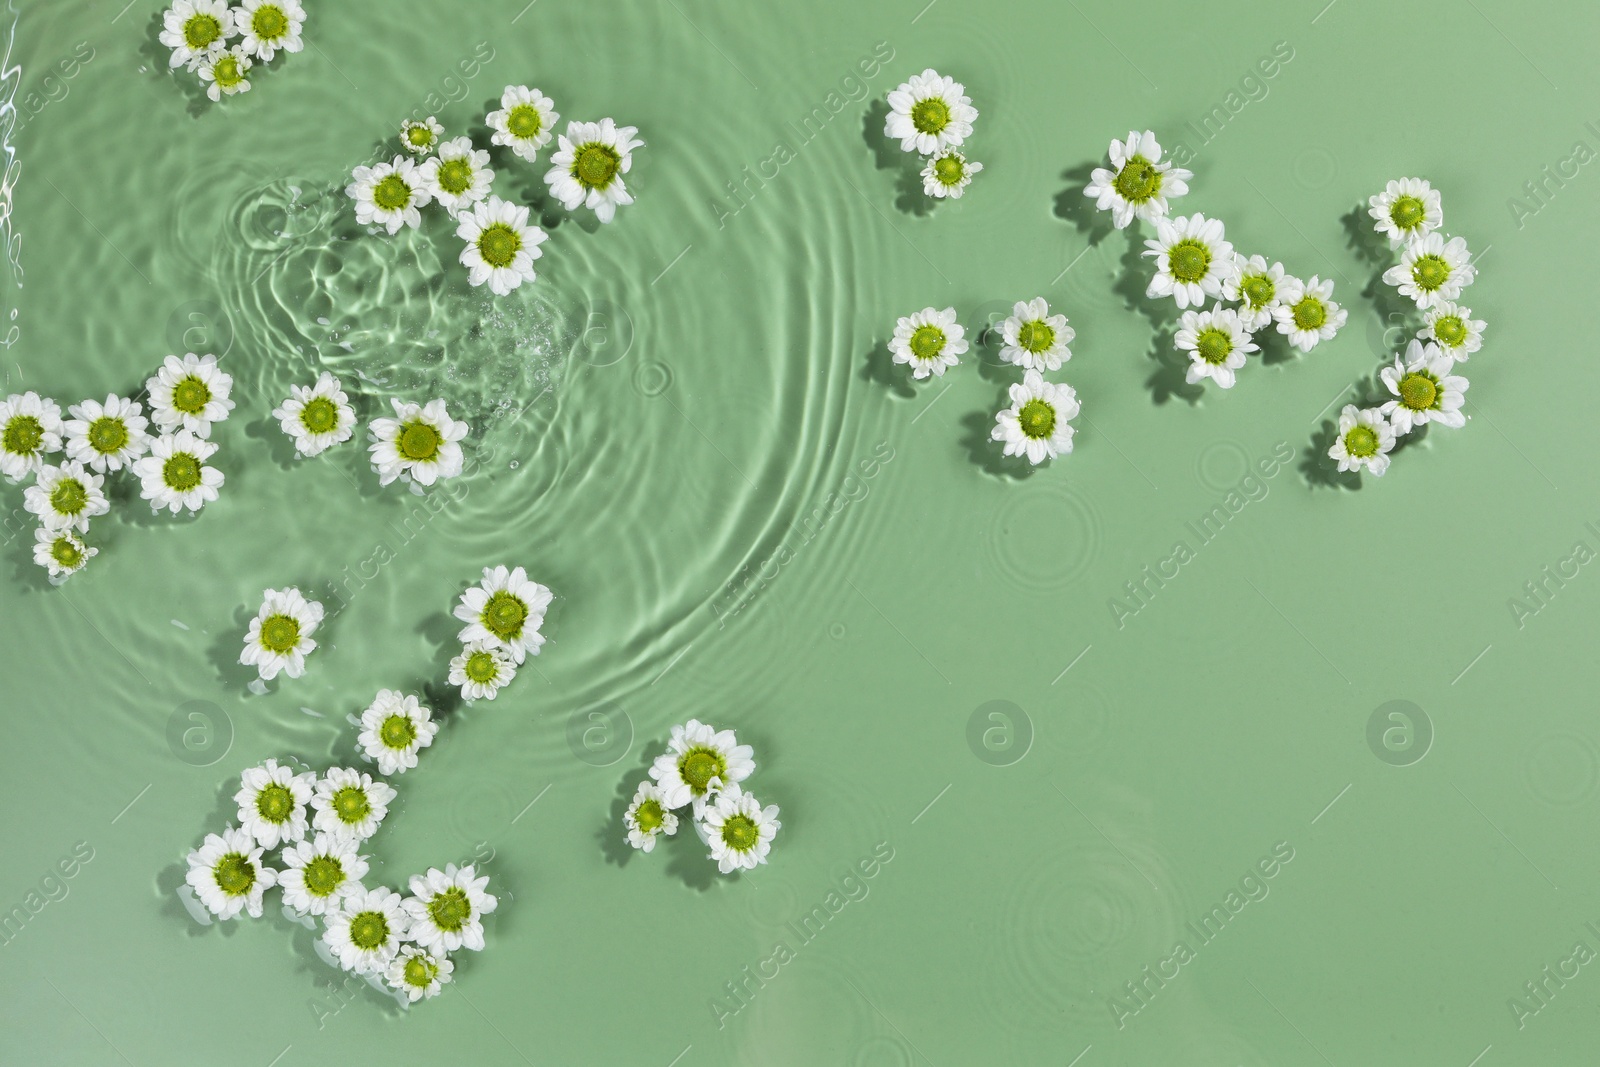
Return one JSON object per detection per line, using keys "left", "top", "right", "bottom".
{"left": 357, "top": 690, "right": 439, "bottom": 775}
{"left": 921, "top": 149, "right": 981, "bottom": 200}
{"left": 400, "top": 115, "right": 443, "bottom": 157}
{"left": 199, "top": 46, "right": 253, "bottom": 102}
{"left": 312, "top": 767, "right": 397, "bottom": 844}
{"left": 403, "top": 863, "right": 497, "bottom": 954}
{"left": 1328, "top": 405, "right": 1396, "bottom": 477}
{"left": 239, "top": 586, "right": 323, "bottom": 681}
{"left": 1272, "top": 275, "right": 1348, "bottom": 353}
{"left": 160, "top": 0, "right": 233, "bottom": 70}
{"left": 453, "top": 565, "right": 552, "bottom": 665}
{"left": 1382, "top": 232, "right": 1476, "bottom": 310}
{"left": 0, "top": 391, "right": 63, "bottom": 481}
{"left": 185, "top": 827, "right": 276, "bottom": 920}
{"left": 1083, "top": 129, "right": 1191, "bottom": 229}
{"left": 884, "top": 68, "right": 977, "bottom": 155}
{"left": 232, "top": 0, "right": 303, "bottom": 62}
{"left": 273, "top": 372, "right": 356, "bottom": 456}
{"left": 420, "top": 136, "right": 495, "bottom": 216}
{"left": 1368, "top": 177, "right": 1442, "bottom": 249}
{"left": 487, "top": 85, "right": 559, "bottom": 162}
{"left": 1176, "top": 305, "right": 1258, "bottom": 390}
{"left": 386, "top": 944, "right": 453, "bottom": 1002}
{"left": 1222, "top": 255, "right": 1286, "bottom": 331}
{"left": 543, "top": 118, "right": 643, "bottom": 224}
{"left": 624, "top": 781, "right": 678, "bottom": 854}
{"left": 147, "top": 353, "right": 234, "bottom": 437}
{"left": 346, "top": 156, "right": 432, "bottom": 235}
{"left": 133, "top": 432, "right": 224, "bottom": 514}
{"left": 991, "top": 369, "right": 1080, "bottom": 466}
{"left": 33, "top": 527, "right": 95, "bottom": 581}
{"left": 279, "top": 833, "right": 368, "bottom": 918}
{"left": 24, "top": 462, "right": 109, "bottom": 533}
{"left": 1144, "top": 213, "right": 1236, "bottom": 309}
{"left": 889, "top": 306, "right": 967, "bottom": 379}
{"left": 234, "top": 757, "right": 316, "bottom": 849}
{"left": 448, "top": 641, "right": 517, "bottom": 702}
{"left": 368, "top": 397, "right": 468, "bottom": 488}
{"left": 649, "top": 719, "right": 755, "bottom": 815}
{"left": 1380, "top": 339, "right": 1468, "bottom": 435}
{"left": 64, "top": 394, "right": 149, "bottom": 473}
{"left": 456, "top": 195, "right": 547, "bottom": 296}
{"left": 1419, "top": 301, "right": 1485, "bottom": 361}
{"left": 702, "top": 783, "right": 781, "bottom": 874}
{"left": 323, "top": 886, "right": 408, "bottom": 975}
{"left": 998, "top": 298, "right": 1073, "bottom": 372}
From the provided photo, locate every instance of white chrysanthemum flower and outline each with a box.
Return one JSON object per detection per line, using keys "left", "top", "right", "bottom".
{"left": 487, "top": 84, "right": 559, "bottom": 162}
{"left": 990, "top": 368, "right": 1080, "bottom": 465}
{"left": 323, "top": 886, "right": 408, "bottom": 975}
{"left": 400, "top": 115, "right": 443, "bottom": 157}
{"left": 199, "top": 46, "right": 253, "bottom": 102}
{"left": 345, "top": 156, "right": 432, "bottom": 235}
{"left": 184, "top": 827, "right": 276, "bottom": 920}
{"left": 133, "top": 432, "right": 224, "bottom": 514}
{"left": 1368, "top": 177, "right": 1443, "bottom": 249}
{"left": 1380, "top": 339, "right": 1469, "bottom": 435}
{"left": 453, "top": 565, "right": 551, "bottom": 665}
{"left": 889, "top": 306, "right": 967, "bottom": 379}
{"left": 1144, "top": 213, "right": 1237, "bottom": 309}
{"left": 312, "top": 767, "right": 397, "bottom": 844}
{"left": 1328, "top": 405, "right": 1396, "bottom": 477}
{"left": 1083, "top": 129, "right": 1192, "bottom": 229}
{"left": 1176, "top": 305, "right": 1258, "bottom": 390}
{"left": 387, "top": 944, "right": 453, "bottom": 1002}
{"left": 448, "top": 642, "right": 517, "bottom": 701}
{"left": 884, "top": 68, "right": 977, "bottom": 155}
{"left": 648, "top": 719, "right": 756, "bottom": 816}
{"left": 0, "top": 392, "right": 63, "bottom": 481}
{"left": 1221, "top": 255, "right": 1287, "bottom": 331}
{"left": 160, "top": 0, "right": 233, "bottom": 70}
{"left": 702, "top": 783, "right": 781, "bottom": 874}
{"left": 232, "top": 0, "right": 303, "bottom": 62}
{"left": 239, "top": 586, "right": 323, "bottom": 681}
{"left": 357, "top": 690, "right": 439, "bottom": 775}
{"left": 543, "top": 118, "right": 643, "bottom": 223}
{"left": 998, "top": 298, "right": 1073, "bottom": 372}
{"left": 419, "top": 136, "right": 494, "bottom": 216}
{"left": 403, "top": 864, "right": 497, "bottom": 954}
{"left": 1272, "top": 275, "right": 1348, "bottom": 353}
{"left": 64, "top": 394, "right": 149, "bottom": 473}
{"left": 234, "top": 758, "right": 316, "bottom": 849}
{"left": 367, "top": 397, "right": 468, "bottom": 488}
{"left": 279, "top": 833, "right": 368, "bottom": 918}
{"left": 456, "top": 195, "right": 547, "bottom": 295}
{"left": 1418, "top": 301, "right": 1485, "bottom": 361}
{"left": 1383, "top": 232, "right": 1476, "bottom": 310}
{"left": 24, "top": 462, "right": 109, "bottom": 533}
{"left": 624, "top": 781, "right": 678, "bottom": 853}
{"left": 147, "top": 353, "right": 234, "bottom": 438}
{"left": 920, "top": 149, "right": 982, "bottom": 199}
{"left": 273, "top": 372, "right": 356, "bottom": 456}
{"left": 33, "top": 527, "right": 96, "bottom": 580}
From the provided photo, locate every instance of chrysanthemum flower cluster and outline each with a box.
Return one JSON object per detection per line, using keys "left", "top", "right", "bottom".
{"left": 159, "top": 0, "right": 305, "bottom": 103}
{"left": 884, "top": 67, "right": 983, "bottom": 201}
{"left": 447, "top": 565, "right": 551, "bottom": 703}
{"left": 1325, "top": 178, "right": 1481, "bottom": 478}
{"left": 2, "top": 353, "right": 235, "bottom": 583}
{"left": 624, "top": 719, "right": 781, "bottom": 874}
{"left": 1084, "top": 129, "right": 1349, "bottom": 391}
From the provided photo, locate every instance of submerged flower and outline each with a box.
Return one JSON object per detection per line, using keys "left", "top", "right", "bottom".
{"left": 1328, "top": 405, "right": 1396, "bottom": 477}
{"left": 1380, "top": 339, "right": 1469, "bottom": 435}
{"left": 273, "top": 372, "right": 356, "bottom": 456}
{"left": 403, "top": 864, "right": 497, "bottom": 953}
{"left": 1176, "top": 305, "right": 1258, "bottom": 390}
{"left": 420, "top": 136, "right": 495, "bottom": 216}
{"left": 623, "top": 781, "right": 678, "bottom": 853}
{"left": 998, "top": 298, "right": 1073, "bottom": 372}
{"left": 234, "top": 758, "right": 316, "bottom": 849}
{"left": 400, "top": 115, "right": 444, "bottom": 157}
{"left": 346, "top": 156, "right": 432, "bottom": 235}
{"left": 239, "top": 586, "right": 323, "bottom": 681}
{"left": 1383, "top": 232, "right": 1476, "bottom": 310}
{"left": 648, "top": 719, "right": 755, "bottom": 816}
{"left": 0, "top": 392, "right": 63, "bottom": 481}
{"left": 1368, "top": 177, "right": 1442, "bottom": 249}
{"left": 1144, "top": 213, "right": 1236, "bottom": 309}
{"left": 456, "top": 195, "right": 547, "bottom": 295}
{"left": 367, "top": 397, "right": 468, "bottom": 487}
{"left": 453, "top": 565, "right": 552, "bottom": 665}
{"left": 702, "top": 783, "right": 781, "bottom": 874}
{"left": 160, "top": 0, "right": 234, "bottom": 70}
{"left": 185, "top": 827, "right": 276, "bottom": 920}
{"left": 1222, "top": 255, "right": 1286, "bottom": 331}
{"left": 232, "top": 0, "right": 304, "bottom": 62}
{"left": 387, "top": 944, "right": 453, "bottom": 1002}
{"left": 448, "top": 641, "right": 517, "bottom": 701}
{"left": 889, "top": 306, "right": 967, "bottom": 379}
{"left": 1083, "top": 129, "right": 1191, "bottom": 229}
{"left": 544, "top": 118, "right": 643, "bottom": 223}
{"left": 133, "top": 431, "right": 224, "bottom": 514}
{"left": 279, "top": 832, "right": 368, "bottom": 918}
{"left": 147, "top": 353, "right": 235, "bottom": 438}
{"left": 884, "top": 68, "right": 977, "bottom": 155}
{"left": 33, "top": 527, "right": 96, "bottom": 580}
{"left": 1272, "top": 274, "right": 1347, "bottom": 353}
{"left": 1419, "top": 301, "right": 1485, "bottom": 361}
{"left": 991, "top": 369, "right": 1080, "bottom": 465}
{"left": 24, "top": 462, "right": 109, "bottom": 533}
{"left": 64, "top": 394, "right": 149, "bottom": 473}
{"left": 323, "top": 886, "right": 408, "bottom": 975}
{"left": 199, "top": 46, "right": 253, "bottom": 102}
{"left": 487, "top": 85, "right": 559, "bottom": 162}
{"left": 357, "top": 689, "right": 439, "bottom": 775}
{"left": 312, "top": 767, "right": 397, "bottom": 844}
{"left": 921, "top": 149, "right": 982, "bottom": 199}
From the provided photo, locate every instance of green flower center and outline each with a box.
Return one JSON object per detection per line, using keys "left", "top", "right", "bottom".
{"left": 464, "top": 651, "right": 500, "bottom": 684}
{"left": 163, "top": 453, "right": 202, "bottom": 491}
{"left": 1433, "top": 316, "right": 1467, "bottom": 347}
{"left": 1390, "top": 195, "right": 1425, "bottom": 230}
{"left": 301, "top": 855, "right": 345, "bottom": 897}
{"left": 184, "top": 13, "right": 222, "bottom": 50}
{"left": 1017, "top": 320, "right": 1054, "bottom": 354}
{"left": 721, "top": 814, "right": 759, "bottom": 852}
{"left": 172, "top": 376, "right": 212, "bottom": 414}
{"left": 426, "top": 887, "right": 471, "bottom": 932}
{"left": 379, "top": 714, "right": 417, "bottom": 750}
{"left": 87, "top": 416, "right": 128, "bottom": 455}
{"left": 259, "top": 613, "right": 300, "bottom": 652}
{"left": 255, "top": 783, "right": 294, "bottom": 823}
{"left": 50, "top": 478, "right": 87, "bottom": 516}
{"left": 3, "top": 415, "right": 43, "bottom": 456}
{"left": 477, "top": 223, "right": 522, "bottom": 269}
{"left": 909, "top": 325, "right": 945, "bottom": 361}
{"left": 1018, "top": 398, "right": 1056, "bottom": 440}
{"left": 50, "top": 537, "right": 82, "bottom": 568}
{"left": 300, "top": 397, "right": 338, "bottom": 435}
{"left": 910, "top": 97, "right": 950, "bottom": 135}
{"left": 403, "top": 955, "right": 437, "bottom": 988}
{"left": 1241, "top": 274, "right": 1275, "bottom": 308}
{"left": 1114, "top": 156, "right": 1161, "bottom": 203}
{"left": 933, "top": 154, "right": 964, "bottom": 186}
{"left": 1344, "top": 425, "right": 1379, "bottom": 458}
{"left": 635, "top": 798, "right": 664, "bottom": 833}
{"left": 348, "top": 911, "right": 389, "bottom": 950}
{"left": 372, "top": 174, "right": 412, "bottom": 212}
{"left": 1292, "top": 297, "right": 1326, "bottom": 331}
{"left": 214, "top": 853, "right": 255, "bottom": 896}
{"left": 406, "top": 125, "right": 433, "bottom": 148}
{"left": 332, "top": 786, "right": 371, "bottom": 825}
{"left": 398, "top": 421, "right": 441, "bottom": 461}
{"left": 437, "top": 157, "right": 473, "bottom": 195}
{"left": 482, "top": 591, "right": 527, "bottom": 640}
{"left": 1412, "top": 255, "right": 1450, "bottom": 291}
{"left": 573, "top": 143, "right": 621, "bottom": 190}
{"left": 507, "top": 104, "right": 543, "bottom": 140}
{"left": 213, "top": 55, "right": 243, "bottom": 88}
{"left": 1399, "top": 372, "right": 1437, "bottom": 411}
{"left": 251, "top": 5, "right": 289, "bottom": 40}
{"left": 1168, "top": 240, "right": 1211, "bottom": 283}
{"left": 680, "top": 747, "right": 727, "bottom": 794}
{"left": 1195, "top": 327, "right": 1233, "bottom": 365}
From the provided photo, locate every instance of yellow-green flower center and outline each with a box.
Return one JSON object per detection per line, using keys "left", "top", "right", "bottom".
{"left": 910, "top": 97, "right": 950, "bottom": 135}
{"left": 50, "top": 537, "right": 83, "bottom": 568}
{"left": 1433, "top": 316, "right": 1467, "bottom": 347}
{"left": 372, "top": 174, "right": 412, "bottom": 212}
{"left": 87, "top": 416, "right": 128, "bottom": 455}
{"left": 50, "top": 478, "right": 87, "bottom": 516}
{"left": 1292, "top": 297, "right": 1326, "bottom": 331}
{"left": 398, "top": 420, "right": 441, "bottom": 461}
{"left": 426, "top": 887, "right": 471, "bottom": 932}
{"left": 464, "top": 651, "right": 500, "bottom": 684}
{"left": 1017, "top": 320, "right": 1054, "bottom": 353}
{"left": 349, "top": 911, "right": 389, "bottom": 950}
{"left": 1241, "top": 274, "right": 1275, "bottom": 308}
{"left": 1399, "top": 372, "right": 1437, "bottom": 411}
{"left": 251, "top": 5, "right": 289, "bottom": 40}
{"left": 1390, "top": 195, "right": 1425, "bottom": 230}
{"left": 1344, "top": 425, "right": 1379, "bottom": 458}
{"left": 213, "top": 55, "right": 244, "bottom": 89}
{"left": 933, "top": 154, "right": 964, "bottom": 186}
{"left": 1195, "top": 327, "right": 1233, "bottom": 365}
{"left": 214, "top": 853, "right": 255, "bottom": 896}
{"left": 721, "top": 814, "right": 759, "bottom": 852}
{"left": 379, "top": 714, "right": 416, "bottom": 750}
{"left": 3, "top": 415, "right": 43, "bottom": 456}
{"left": 184, "top": 14, "right": 223, "bottom": 50}
{"left": 1018, "top": 398, "right": 1055, "bottom": 440}
{"left": 259, "top": 613, "right": 300, "bottom": 653}
{"left": 1412, "top": 255, "right": 1449, "bottom": 291}
{"left": 476, "top": 223, "right": 522, "bottom": 269}
{"left": 172, "top": 376, "right": 212, "bottom": 414}
{"left": 300, "top": 397, "right": 338, "bottom": 435}
{"left": 573, "top": 143, "right": 621, "bottom": 190}
{"left": 403, "top": 955, "right": 437, "bottom": 987}
{"left": 405, "top": 124, "right": 433, "bottom": 148}
{"left": 255, "top": 783, "right": 294, "bottom": 823}
{"left": 507, "top": 104, "right": 543, "bottom": 140}
{"left": 332, "top": 785, "right": 371, "bottom": 824}
{"left": 481, "top": 591, "right": 527, "bottom": 640}
{"left": 1114, "top": 156, "right": 1161, "bottom": 202}
{"left": 302, "top": 855, "right": 345, "bottom": 897}
{"left": 909, "top": 325, "right": 945, "bottom": 361}
{"left": 680, "top": 747, "right": 726, "bottom": 794}
{"left": 635, "top": 798, "right": 664, "bottom": 833}
{"left": 1168, "top": 240, "right": 1210, "bottom": 283}
{"left": 163, "top": 453, "right": 202, "bottom": 492}
{"left": 437, "top": 157, "right": 473, "bottom": 195}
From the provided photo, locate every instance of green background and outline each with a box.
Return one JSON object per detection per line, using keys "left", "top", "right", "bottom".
{"left": 1, "top": 0, "right": 1596, "bottom": 1063}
